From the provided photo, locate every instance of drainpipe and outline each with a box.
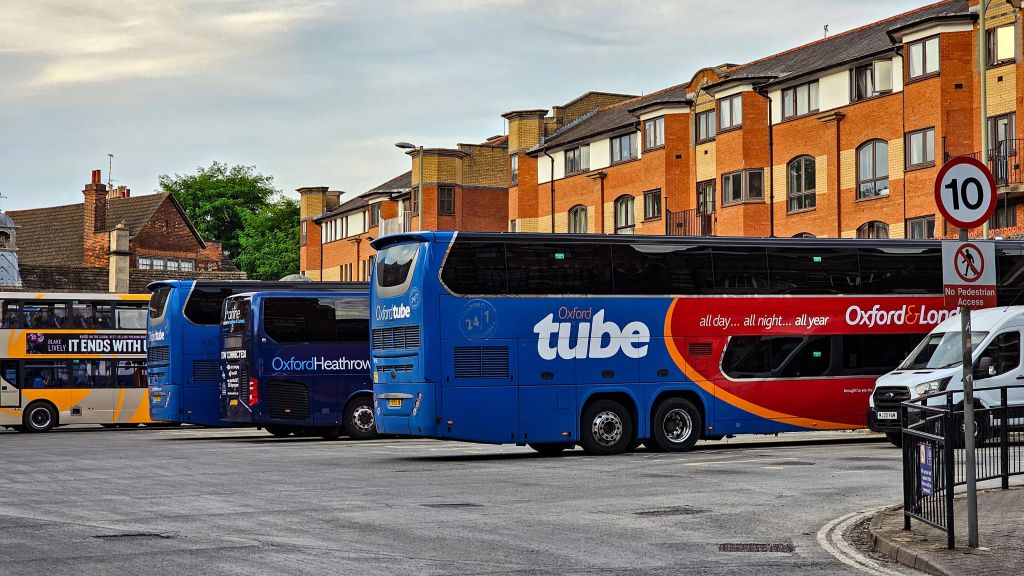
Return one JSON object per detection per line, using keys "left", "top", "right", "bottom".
{"left": 544, "top": 150, "right": 556, "bottom": 233}
{"left": 755, "top": 88, "right": 775, "bottom": 237}
{"left": 835, "top": 114, "right": 844, "bottom": 238}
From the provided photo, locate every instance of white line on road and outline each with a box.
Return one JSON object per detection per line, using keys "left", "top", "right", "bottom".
{"left": 817, "top": 509, "right": 916, "bottom": 576}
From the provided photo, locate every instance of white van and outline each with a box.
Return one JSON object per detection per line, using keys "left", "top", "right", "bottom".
{"left": 868, "top": 306, "right": 1024, "bottom": 446}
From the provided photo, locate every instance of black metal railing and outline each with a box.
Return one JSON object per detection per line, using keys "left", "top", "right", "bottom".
{"left": 902, "top": 384, "right": 1024, "bottom": 548}
{"left": 666, "top": 208, "right": 715, "bottom": 236}
{"left": 944, "top": 139, "right": 1023, "bottom": 187}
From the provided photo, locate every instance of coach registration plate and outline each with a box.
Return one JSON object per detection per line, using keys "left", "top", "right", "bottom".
{"left": 876, "top": 411, "right": 898, "bottom": 420}
{"left": 388, "top": 399, "right": 402, "bottom": 407}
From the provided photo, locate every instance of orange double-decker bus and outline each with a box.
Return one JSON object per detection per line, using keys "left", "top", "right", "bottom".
{"left": 0, "top": 292, "right": 152, "bottom": 432}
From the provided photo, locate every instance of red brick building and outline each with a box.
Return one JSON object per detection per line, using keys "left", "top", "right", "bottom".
{"left": 299, "top": 136, "right": 510, "bottom": 280}
{"left": 6, "top": 170, "right": 243, "bottom": 293}
{"left": 509, "top": 0, "right": 1024, "bottom": 240}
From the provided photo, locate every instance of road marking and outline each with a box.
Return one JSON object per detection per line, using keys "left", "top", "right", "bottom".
{"left": 817, "top": 509, "right": 912, "bottom": 576}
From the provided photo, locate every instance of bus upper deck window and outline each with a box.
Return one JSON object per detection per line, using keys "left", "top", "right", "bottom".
{"left": 1, "top": 301, "right": 19, "bottom": 328}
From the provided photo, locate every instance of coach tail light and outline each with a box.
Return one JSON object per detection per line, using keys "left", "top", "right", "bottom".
{"left": 248, "top": 377, "right": 260, "bottom": 407}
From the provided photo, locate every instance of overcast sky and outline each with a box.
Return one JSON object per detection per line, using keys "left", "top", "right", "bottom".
{"left": 0, "top": 0, "right": 928, "bottom": 212}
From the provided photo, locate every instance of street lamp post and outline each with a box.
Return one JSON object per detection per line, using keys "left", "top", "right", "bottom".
{"left": 395, "top": 142, "right": 423, "bottom": 231}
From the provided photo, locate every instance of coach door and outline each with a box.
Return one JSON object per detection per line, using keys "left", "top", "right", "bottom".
{"left": 1, "top": 361, "right": 19, "bottom": 407}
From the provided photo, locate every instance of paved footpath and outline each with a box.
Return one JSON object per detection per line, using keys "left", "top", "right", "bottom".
{"left": 870, "top": 483, "right": 1024, "bottom": 576}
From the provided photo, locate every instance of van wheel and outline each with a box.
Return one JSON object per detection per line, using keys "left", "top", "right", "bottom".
{"left": 319, "top": 427, "right": 344, "bottom": 440}
{"left": 580, "top": 399, "right": 634, "bottom": 455}
{"left": 528, "top": 442, "right": 573, "bottom": 455}
{"left": 344, "top": 396, "right": 377, "bottom": 440}
{"left": 885, "top": 432, "right": 903, "bottom": 447}
{"left": 23, "top": 402, "right": 57, "bottom": 433}
{"left": 954, "top": 411, "right": 990, "bottom": 448}
{"left": 650, "top": 398, "right": 702, "bottom": 452}
{"left": 264, "top": 426, "right": 292, "bottom": 438}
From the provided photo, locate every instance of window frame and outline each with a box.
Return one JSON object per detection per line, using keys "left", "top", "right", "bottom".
{"left": 510, "top": 154, "right": 519, "bottom": 185}
{"left": 643, "top": 189, "right": 662, "bottom": 221}
{"left": 856, "top": 139, "right": 890, "bottom": 200}
{"left": 851, "top": 61, "right": 894, "bottom": 102}
{"left": 856, "top": 221, "right": 890, "bottom": 239}
{"left": 987, "top": 24, "right": 1016, "bottom": 67}
{"left": 696, "top": 109, "right": 716, "bottom": 143}
{"left": 721, "top": 169, "right": 764, "bottom": 206}
{"left": 906, "top": 215, "right": 936, "bottom": 239}
{"left": 565, "top": 145, "right": 590, "bottom": 175}
{"left": 610, "top": 132, "right": 638, "bottom": 164}
{"left": 718, "top": 94, "right": 743, "bottom": 131}
{"left": 905, "top": 127, "right": 936, "bottom": 170}
{"left": 907, "top": 35, "right": 940, "bottom": 81}
{"left": 644, "top": 116, "right": 665, "bottom": 150}
{"left": 437, "top": 185, "right": 455, "bottom": 215}
{"left": 568, "top": 205, "right": 588, "bottom": 234}
{"left": 613, "top": 195, "right": 635, "bottom": 235}
{"left": 781, "top": 80, "right": 819, "bottom": 120}
{"left": 786, "top": 155, "right": 817, "bottom": 213}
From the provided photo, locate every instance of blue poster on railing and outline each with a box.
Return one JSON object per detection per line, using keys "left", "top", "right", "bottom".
{"left": 919, "top": 443, "right": 934, "bottom": 496}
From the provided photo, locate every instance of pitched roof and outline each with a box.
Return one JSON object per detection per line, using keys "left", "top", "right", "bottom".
{"left": 369, "top": 171, "right": 412, "bottom": 194}
{"left": 7, "top": 192, "right": 188, "bottom": 266}
{"left": 532, "top": 83, "right": 691, "bottom": 152}
{"left": 724, "top": 0, "right": 969, "bottom": 87}
{"left": 315, "top": 171, "right": 413, "bottom": 222}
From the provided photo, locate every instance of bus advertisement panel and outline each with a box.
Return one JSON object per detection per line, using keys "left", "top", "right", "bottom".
{"left": 0, "top": 292, "right": 151, "bottom": 432}
{"left": 219, "top": 290, "right": 376, "bottom": 439}
{"left": 146, "top": 280, "right": 366, "bottom": 426}
{"left": 369, "top": 232, "right": 1024, "bottom": 455}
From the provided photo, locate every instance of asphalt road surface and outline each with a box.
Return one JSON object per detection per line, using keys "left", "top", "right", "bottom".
{"left": 0, "top": 427, "right": 910, "bottom": 575}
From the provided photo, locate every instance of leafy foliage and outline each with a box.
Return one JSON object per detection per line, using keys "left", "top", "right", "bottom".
{"left": 235, "top": 198, "right": 300, "bottom": 280}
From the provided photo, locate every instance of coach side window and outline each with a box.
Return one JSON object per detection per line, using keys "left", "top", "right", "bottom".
{"left": 1, "top": 301, "right": 20, "bottom": 328}
{"left": 506, "top": 242, "right": 613, "bottom": 295}
{"left": 712, "top": 246, "right": 770, "bottom": 294}
{"left": 331, "top": 297, "right": 370, "bottom": 343}
{"left": 611, "top": 243, "right": 714, "bottom": 295}
{"left": 858, "top": 246, "right": 941, "bottom": 294}
{"left": 440, "top": 241, "right": 507, "bottom": 295}
{"left": 767, "top": 247, "right": 860, "bottom": 294}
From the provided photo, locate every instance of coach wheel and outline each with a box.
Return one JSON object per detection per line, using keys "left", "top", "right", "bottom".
{"left": 885, "top": 432, "right": 903, "bottom": 447}
{"left": 319, "top": 427, "right": 344, "bottom": 440}
{"left": 580, "top": 399, "right": 634, "bottom": 456}
{"left": 23, "top": 402, "right": 57, "bottom": 433}
{"left": 650, "top": 398, "right": 702, "bottom": 453}
{"left": 528, "top": 442, "right": 574, "bottom": 456}
{"left": 264, "top": 426, "right": 292, "bottom": 438}
{"left": 344, "top": 396, "right": 377, "bottom": 440}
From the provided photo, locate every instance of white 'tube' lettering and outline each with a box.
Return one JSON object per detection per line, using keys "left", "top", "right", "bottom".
{"left": 534, "top": 309, "right": 650, "bottom": 361}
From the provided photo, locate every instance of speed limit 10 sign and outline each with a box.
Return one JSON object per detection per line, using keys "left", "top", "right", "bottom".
{"left": 934, "top": 156, "right": 997, "bottom": 230}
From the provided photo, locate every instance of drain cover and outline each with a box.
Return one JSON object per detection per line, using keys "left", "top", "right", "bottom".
{"left": 634, "top": 505, "right": 707, "bottom": 517}
{"left": 719, "top": 543, "right": 794, "bottom": 553}
{"left": 421, "top": 503, "right": 482, "bottom": 509}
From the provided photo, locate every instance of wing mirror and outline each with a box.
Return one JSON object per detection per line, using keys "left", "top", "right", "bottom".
{"left": 974, "top": 357, "right": 995, "bottom": 380}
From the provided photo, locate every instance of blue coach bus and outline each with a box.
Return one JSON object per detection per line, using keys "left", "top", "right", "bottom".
{"left": 370, "top": 232, "right": 1024, "bottom": 456}
{"left": 219, "top": 290, "right": 376, "bottom": 439}
{"left": 147, "top": 280, "right": 363, "bottom": 426}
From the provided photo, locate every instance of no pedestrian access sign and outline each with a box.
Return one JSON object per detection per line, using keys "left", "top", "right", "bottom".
{"left": 942, "top": 241, "right": 997, "bottom": 308}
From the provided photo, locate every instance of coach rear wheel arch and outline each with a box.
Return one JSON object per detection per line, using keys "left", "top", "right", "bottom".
{"left": 580, "top": 398, "right": 635, "bottom": 455}
{"left": 344, "top": 395, "right": 378, "bottom": 440}
{"left": 264, "top": 425, "right": 293, "bottom": 438}
{"left": 23, "top": 401, "right": 58, "bottom": 433}
{"left": 650, "top": 397, "right": 702, "bottom": 452}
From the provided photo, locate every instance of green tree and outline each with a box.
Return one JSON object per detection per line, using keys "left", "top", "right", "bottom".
{"left": 159, "top": 162, "right": 277, "bottom": 259}
{"left": 234, "top": 198, "right": 300, "bottom": 280}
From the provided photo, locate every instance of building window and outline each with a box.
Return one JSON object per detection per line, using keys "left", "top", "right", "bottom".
{"left": 510, "top": 154, "right": 518, "bottom": 185}
{"left": 509, "top": 219, "right": 517, "bottom": 232}
{"left": 793, "top": 232, "right": 816, "bottom": 238}
{"left": 369, "top": 203, "right": 381, "bottom": 227}
{"left": 988, "top": 25, "right": 1016, "bottom": 66}
{"left": 719, "top": 94, "right": 742, "bottom": 130}
{"left": 643, "top": 189, "right": 662, "bottom": 220}
{"left": 696, "top": 109, "right": 716, "bottom": 143}
{"left": 410, "top": 192, "right": 419, "bottom": 216}
{"left": 990, "top": 203, "right": 1018, "bottom": 229}
{"left": 565, "top": 145, "right": 589, "bottom": 175}
{"left": 852, "top": 60, "right": 893, "bottom": 101}
{"left": 856, "top": 140, "right": 889, "bottom": 199}
{"left": 138, "top": 256, "right": 194, "bottom": 271}
{"left": 613, "top": 195, "right": 635, "bottom": 234}
{"left": 856, "top": 221, "right": 889, "bottom": 239}
{"left": 722, "top": 169, "right": 764, "bottom": 206}
{"left": 300, "top": 220, "right": 307, "bottom": 246}
{"left": 989, "top": 113, "right": 1017, "bottom": 155}
{"left": 905, "top": 128, "right": 935, "bottom": 169}
{"left": 438, "top": 186, "right": 455, "bottom": 215}
{"left": 787, "top": 156, "right": 816, "bottom": 212}
{"left": 908, "top": 36, "right": 939, "bottom": 79}
{"left": 644, "top": 117, "right": 664, "bottom": 150}
{"left": 568, "top": 205, "right": 588, "bottom": 233}
{"left": 611, "top": 133, "right": 638, "bottom": 164}
{"left": 782, "top": 81, "right": 819, "bottom": 120}
{"left": 906, "top": 215, "right": 936, "bottom": 239}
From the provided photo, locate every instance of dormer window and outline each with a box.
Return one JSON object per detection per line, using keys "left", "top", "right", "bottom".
{"left": 719, "top": 94, "right": 743, "bottom": 130}
{"left": 852, "top": 61, "right": 893, "bottom": 102}
{"left": 565, "top": 145, "right": 590, "bottom": 175}
{"left": 907, "top": 36, "right": 939, "bottom": 80}
{"left": 782, "top": 81, "right": 818, "bottom": 120}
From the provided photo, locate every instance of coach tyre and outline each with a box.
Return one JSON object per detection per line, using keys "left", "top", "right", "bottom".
{"left": 264, "top": 426, "right": 292, "bottom": 437}
{"left": 528, "top": 442, "right": 574, "bottom": 455}
{"left": 651, "top": 398, "right": 702, "bottom": 452}
{"left": 23, "top": 401, "right": 57, "bottom": 433}
{"left": 885, "top": 432, "right": 903, "bottom": 448}
{"left": 580, "top": 399, "right": 634, "bottom": 455}
{"left": 344, "top": 395, "right": 377, "bottom": 440}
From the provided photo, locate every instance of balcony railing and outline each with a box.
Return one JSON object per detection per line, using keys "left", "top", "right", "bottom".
{"left": 665, "top": 208, "right": 715, "bottom": 236}
{"left": 945, "top": 139, "right": 1023, "bottom": 188}
{"left": 379, "top": 211, "right": 415, "bottom": 237}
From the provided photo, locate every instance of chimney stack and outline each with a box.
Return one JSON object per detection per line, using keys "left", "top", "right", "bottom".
{"left": 83, "top": 169, "right": 108, "bottom": 233}
{"left": 108, "top": 185, "right": 131, "bottom": 199}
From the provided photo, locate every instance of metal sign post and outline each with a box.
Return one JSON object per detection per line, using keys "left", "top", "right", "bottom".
{"left": 935, "top": 156, "right": 997, "bottom": 549}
